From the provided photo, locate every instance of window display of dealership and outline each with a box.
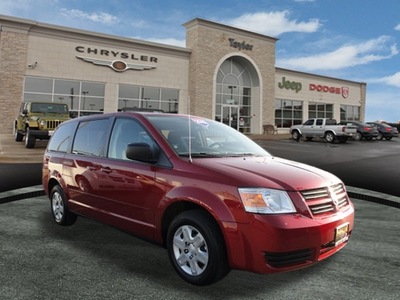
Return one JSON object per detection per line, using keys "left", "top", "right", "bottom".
{"left": 0, "top": 15, "right": 366, "bottom": 135}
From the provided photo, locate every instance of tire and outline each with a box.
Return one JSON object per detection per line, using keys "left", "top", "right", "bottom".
{"left": 325, "top": 132, "right": 335, "bottom": 143}
{"left": 291, "top": 130, "right": 301, "bottom": 141}
{"left": 354, "top": 132, "right": 362, "bottom": 141}
{"left": 167, "top": 210, "right": 230, "bottom": 286}
{"left": 377, "top": 132, "right": 383, "bottom": 140}
{"left": 14, "top": 125, "right": 23, "bottom": 142}
{"left": 385, "top": 137, "right": 392, "bottom": 140}
{"left": 50, "top": 185, "right": 77, "bottom": 226}
{"left": 25, "top": 127, "right": 36, "bottom": 148}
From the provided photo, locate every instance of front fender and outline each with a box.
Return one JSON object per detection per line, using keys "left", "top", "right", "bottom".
{"left": 290, "top": 127, "right": 302, "bottom": 135}
{"left": 157, "top": 185, "right": 247, "bottom": 225}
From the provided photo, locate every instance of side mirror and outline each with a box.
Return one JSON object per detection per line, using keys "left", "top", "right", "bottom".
{"left": 126, "top": 143, "right": 158, "bottom": 163}
{"left": 22, "top": 109, "right": 28, "bottom": 115}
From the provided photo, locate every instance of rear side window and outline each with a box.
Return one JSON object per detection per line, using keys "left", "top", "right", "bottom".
{"left": 72, "top": 118, "right": 111, "bottom": 157}
{"left": 47, "top": 121, "right": 76, "bottom": 152}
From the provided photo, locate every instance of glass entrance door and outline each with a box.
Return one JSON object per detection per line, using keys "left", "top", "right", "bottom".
{"left": 221, "top": 105, "right": 240, "bottom": 130}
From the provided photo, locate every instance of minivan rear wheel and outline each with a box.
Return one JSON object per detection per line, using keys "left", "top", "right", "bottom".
{"left": 166, "top": 210, "right": 230, "bottom": 286}
{"left": 50, "top": 185, "right": 77, "bottom": 226}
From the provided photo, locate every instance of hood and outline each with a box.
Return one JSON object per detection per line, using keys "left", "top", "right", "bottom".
{"left": 193, "top": 156, "right": 341, "bottom": 191}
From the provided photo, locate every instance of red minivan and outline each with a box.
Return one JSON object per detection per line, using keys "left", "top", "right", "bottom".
{"left": 42, "top": 112, "right": 354, "bottom": 285}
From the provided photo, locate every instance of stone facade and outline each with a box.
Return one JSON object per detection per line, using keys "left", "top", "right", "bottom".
{"left": 0, "top": 23, "right": 29, "bottom": 133}
{"left": 184, "top": 19, "right": 277, "bottom": 132}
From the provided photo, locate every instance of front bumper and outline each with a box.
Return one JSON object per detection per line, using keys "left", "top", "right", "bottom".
{"left": 28, "top": 129, "right": 53, "bottom": 139}
{"left": 224, "top": 204, "right": 354, "bottom": 274}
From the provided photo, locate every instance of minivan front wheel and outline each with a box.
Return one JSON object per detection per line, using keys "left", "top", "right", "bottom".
{"left": 167, "top": 210, "right": 230, "bottom": 286}
{"left": 50, "top": 185, "right": 77, "bottom": 226}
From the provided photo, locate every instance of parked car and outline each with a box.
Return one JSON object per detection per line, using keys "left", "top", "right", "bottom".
{"left": 14, "top": 101, "right": 70, "bottom": 148}
{"left": 290, "top": 118, "right": 357, "bottom": 143}
{"left": 338, "top": 121, "right": 378, "bottom": 141}
{"left": 42, "top": 112, "right": 354, "bottom": 285}
{"left": 366, "top": 122, "right": 399, "bottom": 140}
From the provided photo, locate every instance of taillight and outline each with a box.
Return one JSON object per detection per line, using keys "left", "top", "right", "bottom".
{"left": 385, "top": 127, "right": 392, "bottom": 132}
{"left": 364, "top": 127, "right": 371, "bottom": 131}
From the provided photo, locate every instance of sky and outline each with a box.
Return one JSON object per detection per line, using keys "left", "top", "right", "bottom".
{"left": 1, "top": 0, "right": 400, "bottom": 122}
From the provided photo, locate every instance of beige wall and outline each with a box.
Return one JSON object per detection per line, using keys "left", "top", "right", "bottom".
{"left": 0, "top": 16, "right": 190, "bottom": 134}
{"left": 275, "top": 68, "right": 366, "bottom": 122}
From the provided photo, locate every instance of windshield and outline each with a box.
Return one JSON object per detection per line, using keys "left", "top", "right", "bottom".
{"left": 31, "top": 103, "right": 69, "bottom": 113}
{"left": 146, "top": 114, "right": 271, "bottom": 158}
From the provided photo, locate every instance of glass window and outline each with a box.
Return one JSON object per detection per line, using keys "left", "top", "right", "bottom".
{"left": 142, "top": 87, "right": 160, "bottom": 100}
{"left": 309, "top": 102, "right": 333, "bottom": 119}
{"left": 24, "top": 77, "right": 53, "bottom": 93}
{"left": 215, "top": 59, "right": 254, "bottom": 133}
{"left": 118, "top": 84, "right": 180, "bottom": 113}
{"left": 119, "top": 85, "right": 140, "bottom": 99}
{"left": 340, "top": 105, "right": 360, "bottom": 121}
{"left": 108, "top": 118, "right": 153, "bottom": 160}
{"left": 72, "top": 118, "right": 111, "bottom": 157}
{"left": 47, "top": 121, "right": 76, "bottom": 153}
{"left": 24, "top": 77, "right": 105, "bottom": 117}
{"left": 54, "top": 80, "right": 80, "bottom": 95}
{"left": 275, "top": 99, "right": 303, "bottom": 128}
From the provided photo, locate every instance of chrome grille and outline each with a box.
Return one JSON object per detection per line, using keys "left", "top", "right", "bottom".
{"left": 301, "top": 183, "right": 348, "bottom": 216}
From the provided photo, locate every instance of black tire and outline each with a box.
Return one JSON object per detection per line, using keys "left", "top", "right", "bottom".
{"left": 291, "top": 130, "right": 301, "bottom": 141}
{"left": 14, "top": 125, "right": 23, "bottom": 142}
{"left": 50, "top": 185, "right": 77, "bottom": 226}
{"left": 377, "top": 132, "right": 383, "bottom": 140}
{"left": 354, "top": 132, "right": 362, "bottom": 141}
{"left": 325, "top": 132, "right": 335, "bottom": 143}
{"left": 166, "top": 210, "right": 230, "bottom": 286}
{"left": 385, "top": 137, "right": 392, "bottom": 140}
{"left": 25, "top": 127, "right": 36, "bottom": 148}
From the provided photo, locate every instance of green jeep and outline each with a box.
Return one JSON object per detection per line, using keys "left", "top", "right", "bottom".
{"left": 14, "top": 102, "right": 71, "bottom": 148}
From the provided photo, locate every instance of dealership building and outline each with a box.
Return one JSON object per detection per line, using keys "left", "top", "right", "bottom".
{"left": 0, "top": 14, "right": 366, "bottom": 135}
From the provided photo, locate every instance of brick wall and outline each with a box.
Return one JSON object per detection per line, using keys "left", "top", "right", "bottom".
{"left": 0, "top": 29, "right": 28, "bottom": 134}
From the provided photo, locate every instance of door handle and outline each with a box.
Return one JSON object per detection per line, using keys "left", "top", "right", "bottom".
{"left": 100, "top": 167, "right": 112, "bottom": 174}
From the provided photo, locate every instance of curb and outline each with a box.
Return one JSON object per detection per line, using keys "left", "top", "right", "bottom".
{"left": 346, "top": 186, "right": 400, "bottom": 209}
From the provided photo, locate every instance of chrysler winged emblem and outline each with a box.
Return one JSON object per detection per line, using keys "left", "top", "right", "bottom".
{"left": 76, "top": 56, "right": 156, "bottom": 72}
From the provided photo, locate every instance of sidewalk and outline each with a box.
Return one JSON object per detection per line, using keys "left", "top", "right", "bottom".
{"left": 0, "top": 134, "right": 47, "bottom": 163}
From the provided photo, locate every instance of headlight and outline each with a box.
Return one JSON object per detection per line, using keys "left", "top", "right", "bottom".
{"left": 39, "top": 120, "right": 47, "bottom": 126}
{"left": 238, "top": 188, "right": 296, "bottom": 214}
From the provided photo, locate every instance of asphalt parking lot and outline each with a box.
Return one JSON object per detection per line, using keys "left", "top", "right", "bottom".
{"left": 0, "top": 194, "right": 398, "bottom": 300}
{"left": 0, "top": 133, "right": 399, "bottom": 299}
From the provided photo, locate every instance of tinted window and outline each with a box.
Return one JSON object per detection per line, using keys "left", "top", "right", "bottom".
{"left": 108, "top": 118, "right": 153, "bottom": 160}
{"left": 72, "top": 118, "right": 111, "bottom": 157}
{"left": 304, "top": 120, "right": 314, "bottom": 126}
{"left": 47, "top": 121, "right": 76, "bottom": 152}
